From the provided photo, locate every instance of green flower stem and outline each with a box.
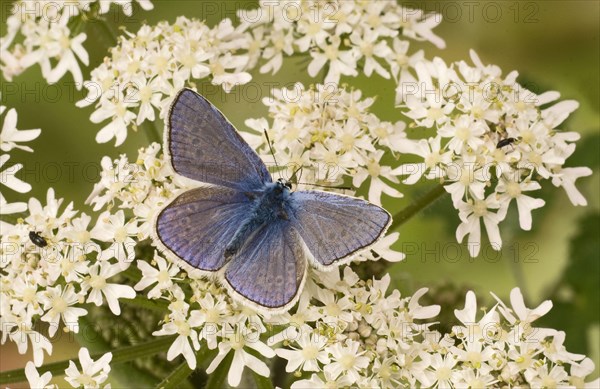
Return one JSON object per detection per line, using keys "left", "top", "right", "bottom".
{"left": 353, "top": 184, "right": 448, "bottom": 278}
{"left": 0, "top": 335, "right": 176, "bottom": 385}
{"left": 155, "top": 359, "right": 193, "bottom": 389}
{"left": 389, "top": 183, "right": 448, "bottom": 231}
{"left": 121, "top": 295, "right": 171, "bottom": 313}
{"left": 156, "top": 347, "right": 208, "bottom": 389}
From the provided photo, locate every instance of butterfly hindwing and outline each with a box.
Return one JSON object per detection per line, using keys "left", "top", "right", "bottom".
{"left": 224, "top": 220, "right": 307, "bottom": 309}
{"left": 289, "top": 190, "right": 391, "bottom": 267}
{"left": 155, "top": 186, "right": 252, "bottom": 272}
{"left": 167, "top": 89, "right": 271, "bottom": 191}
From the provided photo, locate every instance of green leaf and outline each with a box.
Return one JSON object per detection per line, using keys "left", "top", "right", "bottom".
{"left": 156, "top": 347, "right": 210, "bottom": 389}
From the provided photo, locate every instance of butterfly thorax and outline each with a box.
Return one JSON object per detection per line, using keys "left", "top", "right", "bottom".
{"left": 224, "top": 181, "right": 293, "bottom": 259}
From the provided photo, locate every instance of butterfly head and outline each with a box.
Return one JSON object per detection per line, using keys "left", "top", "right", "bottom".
{"left": 276, "top": 178, "right": 293, "bottom": 192}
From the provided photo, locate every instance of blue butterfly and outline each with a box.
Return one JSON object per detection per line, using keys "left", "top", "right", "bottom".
{"left": 152, "top": 89, "right": 392, "bottom": 312}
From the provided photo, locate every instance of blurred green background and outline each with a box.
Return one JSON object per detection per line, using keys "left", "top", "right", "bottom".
{"left": 1, "top": 0, "right": 598, "bottom": 385}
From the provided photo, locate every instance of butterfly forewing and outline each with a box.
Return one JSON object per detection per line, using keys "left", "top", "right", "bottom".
{"left": 155, "top": 186, "right": 252, "bottom": 271}
{"left": 167, "top": 89, "right": 271, "bottom": 191}
{"left": 224, "top": 221, "right": 307, "bottom": 309}
{"left": 290, "top": 191, "right": 391, "bottom": 267}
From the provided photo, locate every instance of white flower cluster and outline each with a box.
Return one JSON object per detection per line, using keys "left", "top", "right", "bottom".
{"left": 244, "top": 82, "right": 410, "bottom": 208}
{"left": 0, "top": 101, "right": 41, "bottom": 231}
{"left": 238, "top": 0, "right": 445, "bottom": 84}
{"left": 84, "top": 144, "right": 597, "bottom": 388}
{"left": 395, "top": 50, "right": 592, "bottom": 257}
{"left": 77, "top": 16, "right": 255, "bottom": 146}
{"left": 25, "top": 347, "right": 113, "bottom": 389}
{"left": 0, "top": 0, "right": 153, "bottom": 86}
{"left": 286, "top": 282, "right": 598, "bottom": 389}
{"left": 0, "top": 188, "right": 136, "bottom": 368}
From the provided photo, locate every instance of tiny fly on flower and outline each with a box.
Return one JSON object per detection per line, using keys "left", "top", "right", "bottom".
{"left": 496, "top": 137, "right": 516, "bottom": 149}
{"left": 29, "top": 231, "right": 48, "bottom": 247}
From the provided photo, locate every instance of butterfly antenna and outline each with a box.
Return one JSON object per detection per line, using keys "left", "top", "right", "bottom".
{"left": 263, "top": 129, "right": 280, "bottom": 175}
{"left": 295, "top": 182, "right": 353, "bottom": 191}
{"left": 290, "top": 165, "right": 303, "bottom": 184}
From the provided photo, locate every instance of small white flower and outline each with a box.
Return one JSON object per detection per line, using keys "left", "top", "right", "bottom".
{"left": 308, "top": 36, "right": 358, "bottom": 84}
{"left": 0, "top": 154, "right": 31, "bottom": 194}
{"left": 153, "top": 311, "right": 202, "bottom": 369}
{"left": 496, "top": 178, "right": 545, "bottom": 231}
{"left": 91, "top": 210, "right": 137, "bottom": 267}
{"left": 456, "top": 195, "right": 504, "bottom": 257}
{"left": 275, "top": 327, "right": 330, "bottom": 372}
{"left": 325, "top": 339, "right": 370, "bottom": 383}
{"left": 81, "top": 261, "right": 136, "bottom": 315}
{"left": 64, "top": 347, "right": 112, "bottom": 389}
{"left": 206, "top": 324, "right": 275, "bottom": 387}
{"left": 25, "top": 361, "right": 56, "bottom": 389}
{"left": 40, "top": 284, "right": 87, "bottom": 336}
{"left": 134, "top": 253, "right": 180, "bottom": 299}
{"left": 0, "top": 106, "right": 41, "bottom": 152}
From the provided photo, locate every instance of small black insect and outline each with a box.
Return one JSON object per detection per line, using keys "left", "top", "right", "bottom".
{"left": 29, "top": 231, "right": 48, "bottom": 247}
{"left": 496, "top": 137, "right": 516, "bottom": 149}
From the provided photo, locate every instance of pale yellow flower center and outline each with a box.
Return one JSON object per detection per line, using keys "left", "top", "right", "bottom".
{"left": 425, "top": 152, "right": 441, "bottom": 169}
{"left": 181, "top": 54, "right": 196, "bottom": 69}
{"left": 78, "top": 374, "right": 95, "bottom": 386}
{"left": 302, "top": 345, "right": 319, "bottom": 360}
{"left": 340, "top": 354, "right": 355, "bottom": 369}
{"left": 367, "top": 161, "right": 381, "bottom": 177}
{"left": 307, "top": 23, "right": 321, "bottom": 36}
{"left": 456, "top": 127, "right": 471, "bottom": 141}
{"left": 427, "top": 107, "right": 443, "bottom": 121}
{"left": 157, "top": 269, "right": 171, "bottom": 284}
{"left": 506, "top": 181, "right": 522, "bottom": 198}
{"left": 324, "top": 45, "right": 338, "bottom": 61}
{"left": 114, "top": 226, "right": 128, "bottom": 243}
{"left": 139, "top": 86, "right": 153, "bottom": 103}
{"left": 542, "top": 376, "right": 557, "bottom": 389}
{"left": 367, "top": 14, "right": 381, "bottom": 28}
{"left": 75, "top": 230, "right": 91, "bottom": 242}
{"left": 436, "top": 366, "right": 451, "bottom": 381}
{"left": 520, "top": 129, "right": 534, "bottom": 144}
{"left": 204, "top": 309, "right": 220, "bottom": 324}
{"left": 176, "top": 320, "right": 190, "bottom": 336}
{"left": 473, "top": 200, "right": 488, "bottom": 217}
{"left": 22, "top": 287, "right": 36, "bottom": 303}
{"left": 395, "top": 53, "right": 408, "bottom": 66}
{"left": 89, "top": 275, "right": 106, "bottom": 290}
{"left": 326, "top": 302, "right": 342, "bottom": 316}
{"left": 53, "top": 296, "right": 68, "bottom": 313}
{"left": 230, "top": 335, "right": 245, "bottom": 350}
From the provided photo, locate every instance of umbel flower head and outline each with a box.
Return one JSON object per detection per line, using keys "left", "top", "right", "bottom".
{"left": 244, "top": 82, "right": 410, "bottom": 207}
{"left": 237, "top": 0, "right": 445, "bottom": 83}
{"left": 77, "top": 16, "right": 255, "bottom": 146}
{"left": 394, "top": 50, "right": 592, "bottom": 257}
{"left": 0, "top": 0, "right": 154, "bottom": 86}
{"left": 73, "top": 143, "right": 596, "bottom": 388}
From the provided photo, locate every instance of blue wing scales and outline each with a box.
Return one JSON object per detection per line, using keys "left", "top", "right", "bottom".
{"left": 224, "top": 220, "right": 307, "bottom": 309}
{"left": 155, "top": 186, "right": 251, "bottom": 271}
{"left": 167, "top": 89, "right": 271, "bottom": 191}
{"left": 289, "top": 191, "right": 391, "bottom": 267}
